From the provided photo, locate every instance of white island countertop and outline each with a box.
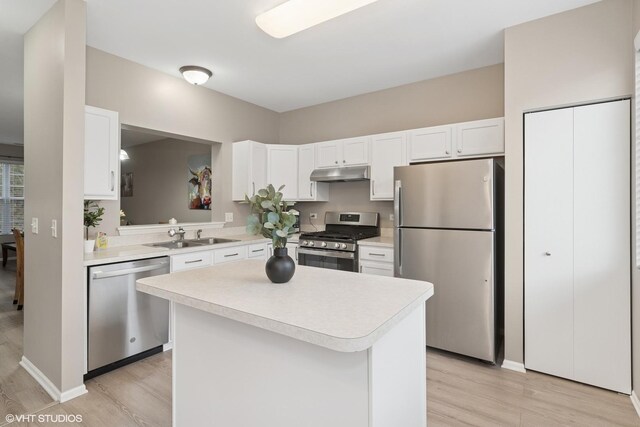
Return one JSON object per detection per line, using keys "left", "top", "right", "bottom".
{"left": 137, "top": 260, "right": 433, "bottom": 352}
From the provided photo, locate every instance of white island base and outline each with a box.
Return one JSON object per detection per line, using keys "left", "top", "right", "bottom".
{"left": 136, "top": 260, "right": 433, "bottom": 427}
{"left": 174, "top": 303, "right": 426, "bottom": 427}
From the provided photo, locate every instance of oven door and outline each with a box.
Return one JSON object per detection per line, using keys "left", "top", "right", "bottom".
{"left": 298, "top": 248, "right": 357, "bottom": 272}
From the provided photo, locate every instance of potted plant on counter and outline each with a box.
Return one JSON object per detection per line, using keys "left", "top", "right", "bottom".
{"left": 246, "top": 184, "right": 298, "bottom": 283}
{"left": 84, "top": 200, "right": 105, "bottom": 253}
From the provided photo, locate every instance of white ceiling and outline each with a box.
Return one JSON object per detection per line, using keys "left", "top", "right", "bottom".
{"left": 0, "top": 0, "right": 600, "bottom": 144}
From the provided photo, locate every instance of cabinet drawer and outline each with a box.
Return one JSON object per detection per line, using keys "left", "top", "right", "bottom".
{"left": 171, "top": 251, "right": 213, "bottom": 272}
{"left": 359, "top": 260, "right": 394, "bottom": 277}
{"left": 248, "top": 243, "right": 267, "bottom": 259}
{"left": 214, "top": 245, "right": 248, "bottom": 264}
{"left": 358, "top": 246, "right": 394, "bottom": 262}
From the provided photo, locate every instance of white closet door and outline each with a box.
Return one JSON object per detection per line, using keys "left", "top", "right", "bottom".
{"left": 572, "top": 100, "right": 631, "bottom": 393}
{"left": 524, "top": 108, "right": 575, "bottom": 379}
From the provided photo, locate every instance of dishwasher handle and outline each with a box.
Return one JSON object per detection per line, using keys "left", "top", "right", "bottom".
{"left": 92, "top": 262, "right": 168, "bottom": 280}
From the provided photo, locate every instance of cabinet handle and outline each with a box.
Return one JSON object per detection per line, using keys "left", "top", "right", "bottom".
{"left": 252, "top": 182, "right": 255, "bottom": 195}
{"left": 445, "top": 150, "right": 450, "bottom": 155}
{"left": 310, "top": 182, "right": 313, "bottom": 197}
{"left": 457, "top": 148, "right": 462, "bottom": 153}
{"left": 111, "top": 171, "right": 115, "bottom": 191}
{"left": 185, "top": 259, "right": 203, "bottom": 264}
{"left": 335, "top": 160, "right": 338, "bottom": 164}
{"left": 342, "top": 160, "right": 346, "bottom": 163}
{"left": 359, "top": 265, "right": 363, "bottom": 273}
{"left": 369, "top": 253, "right": 385, "bottom": 257}
{"left": 544, "top": 252, "right": 551, "bottom": 256}
{"left": 224, "top": 253, "right": 239, "bottom": 257}
{"left": 372, "top": 180, "right": 375, "bottom": 196}
{"left": 252, "top": 249, "right": 264, "bottom": 253}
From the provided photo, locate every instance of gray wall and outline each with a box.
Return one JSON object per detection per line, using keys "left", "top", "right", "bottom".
{"left": 23, "top": 0, "right": 86, "bottom": 393}
{"left": 503, "top": 0, "right": 633, "bottom": 365}
{"left": 85, "top": 47, "right": 281, "bottom": 235}
{"left": 120, "top": 138, "right": 214, "bottom": 225}
{"left": 280, "top": 64, "right": 505, "bottom": 229}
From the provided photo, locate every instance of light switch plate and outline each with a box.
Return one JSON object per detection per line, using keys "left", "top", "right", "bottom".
{"left": 31, "top": 218, "right": 38, "bottom": 234}
{"left": 225, "top": 212, "right": 234, "bottom": 222}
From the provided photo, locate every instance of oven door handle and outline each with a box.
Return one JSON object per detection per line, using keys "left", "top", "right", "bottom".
{"left": 297, "top": 247, "right": 355, "bottom": 259}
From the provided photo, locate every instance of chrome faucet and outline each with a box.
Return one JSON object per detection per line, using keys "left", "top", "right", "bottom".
{"left": 168, "top": 227, "right": 186, "bottom": 241}
{"left": 196, "top": 229, "right": 203, "bottom": 240}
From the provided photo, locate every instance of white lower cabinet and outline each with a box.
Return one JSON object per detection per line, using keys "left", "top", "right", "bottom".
{"left": 248, "top": 243, "right": 268, "bottom": 259}
{"left": 524, "top": 100, "right": 630, "bottom": 394}
{"left": 171, "top": 251, "right": 214, "bottom": 272}
{"left": 358, "top": 245, "right": 394, "bottom": 277}
{"left": 267, "top": 242, "right": 298, "bottom": 264}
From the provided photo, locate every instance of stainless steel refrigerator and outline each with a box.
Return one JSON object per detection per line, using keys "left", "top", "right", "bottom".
{"left": 394, "top": 158, "right": 503, "bottom": 363}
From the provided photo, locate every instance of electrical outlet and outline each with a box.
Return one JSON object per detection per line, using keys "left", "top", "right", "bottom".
{"left": 31, "top": 218, "right": 38, "bottom": 234}
{"left": 51, "top": 219, "right": 57, "bottom": 238}
{"left": 309, "top": 213, "right": 318, "bottom": 220}
{"left": 389, "top": 214, "right": 395, "bottom": 221}
{"left": 225, "top": 212, "right": 234, "bottom": 222}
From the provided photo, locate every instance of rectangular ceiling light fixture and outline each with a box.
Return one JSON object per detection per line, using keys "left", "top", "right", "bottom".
{"left": 256, "top": 0, "right": 381, "bottom": 39}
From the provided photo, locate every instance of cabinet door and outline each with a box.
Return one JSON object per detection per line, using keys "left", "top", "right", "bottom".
{"left": 84, "top": 106, "right": 119, "bottom": 200}
{"left": 370, "top": 132, "right": 406, "bottom": 200}
{"left": 572, "top": 100, "right": 630, "bottom": 393}
{"left": 297, "top": 145, "right": 316, "bottom": 201}
{"left": 359, "top": 261, "right": 393, "bottom": 277}
{"left": 341, "top": 137, "right": 370, "bottom": 166}
{"left": 267, "top": 145, "right": 298, "bottom": 200}
{"left": 252, "top": 142, "right": 268, "bottom": 195}
{"left": 286, "top": 242, "right": 299, "bottom": 264}
{"left": 316, "top": 140, "right": 340, "bottom": 168}
{"left": 524, "top": 108, "right": 574, "bottom": 379}
{"left": 455, "top": 118, "right": 504, "bottom": 157}
{"left": 408, "top": 126, "right": 452, "bottom": 162}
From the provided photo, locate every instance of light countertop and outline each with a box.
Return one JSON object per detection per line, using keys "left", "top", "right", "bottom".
{"left": 359, "top": 235, "right": 394, "bottom": 248}
{"left": 136, "top": 259, "right": 433, "bottom": 352}
{"left": 84, "top": 233, "right": 300, "bottom": 266}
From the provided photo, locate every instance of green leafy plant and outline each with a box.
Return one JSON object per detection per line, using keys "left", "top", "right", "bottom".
{"left": 84, "top": 200, "right": 105, "bottom": 229}
{"left": 245, "top": 184, "right": 298, "bottom": 248}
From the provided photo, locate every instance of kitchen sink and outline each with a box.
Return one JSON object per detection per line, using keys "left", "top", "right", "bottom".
{"left": 145, "top": 238, "right": 240, "bottom": 249}
{"left": 184, "top": 238, "right": 240, "bottom": 245}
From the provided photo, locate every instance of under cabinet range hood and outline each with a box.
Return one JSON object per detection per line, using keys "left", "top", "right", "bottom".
{"left": 310, "top": 166, "right": 370, "bottom": 182}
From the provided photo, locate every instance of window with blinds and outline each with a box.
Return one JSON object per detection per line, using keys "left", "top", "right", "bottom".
{"left": 0, "top": 162, "right": 24, "bottom": 234}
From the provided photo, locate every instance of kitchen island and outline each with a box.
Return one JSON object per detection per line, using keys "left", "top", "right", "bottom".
{"left": 137, "top": 259, "right": 433, "bottom": 427}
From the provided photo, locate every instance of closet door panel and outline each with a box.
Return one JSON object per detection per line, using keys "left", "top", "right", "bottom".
{"left": 524, "top": 108, "right": 574, "bottom": 379}
{"left": 573, "top": 100, "right": 631, "bottom": 393}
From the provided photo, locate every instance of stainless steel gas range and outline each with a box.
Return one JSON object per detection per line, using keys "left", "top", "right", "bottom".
{"left": 298, "top": 212, "right": 380, "bottom": 272}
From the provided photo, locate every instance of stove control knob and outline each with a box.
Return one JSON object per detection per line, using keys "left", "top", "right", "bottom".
{"left": 302, "top": 240, "right": 308, "bottom": 246}
{"left": 334, "top": 243, "right": 340, "bottom": 249}
{"left": 321, "top": 242, "right": 327, "bottom": 247}
{"left": 340, "top": 243, "right": 347, "bottom": 249}
{"left": 308, "top": 241, "right": 314, "bottom": 247}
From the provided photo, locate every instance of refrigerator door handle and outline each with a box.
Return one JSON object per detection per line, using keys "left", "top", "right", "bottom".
{"left": 394, "top": 179, "right": 402, "bottom": 227}
{"left": 395, "top": 228, "right": 402, "bottom": 276}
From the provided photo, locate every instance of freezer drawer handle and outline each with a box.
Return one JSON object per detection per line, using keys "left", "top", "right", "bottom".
{"left": 92, "top": 262, "right": 168, "bottom": 279}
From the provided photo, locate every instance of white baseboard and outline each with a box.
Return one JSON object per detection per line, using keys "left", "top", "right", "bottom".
{"left": 501, "top": 359, "right": 526, "bottom": 373}
{"left": 163, "top": 342, "right": 173, "bottom": 352}
{"left": 631, "top": 391, "right": 640, "bottom": 419}
{"left": 20, "top": 356, "right": 87, "bottom": 403}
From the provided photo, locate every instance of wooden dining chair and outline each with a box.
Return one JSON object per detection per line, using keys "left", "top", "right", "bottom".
{"left": 12, "top": 228, "right": 24, "bottom": 310}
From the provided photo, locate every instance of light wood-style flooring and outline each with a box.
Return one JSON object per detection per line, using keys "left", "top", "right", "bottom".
{"left": 0, "top": 262, "right": 638, "bottom": 426}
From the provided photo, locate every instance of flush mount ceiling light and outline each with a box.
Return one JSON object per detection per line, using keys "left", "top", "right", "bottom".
{"left": 120, "top": 149, "right": 130, "bottom": 161}
{"left": 179, "top": 65, "right": 213, "bottom": 85}
{"left": 256, "top": 0, "right": 381, "bottom": 39}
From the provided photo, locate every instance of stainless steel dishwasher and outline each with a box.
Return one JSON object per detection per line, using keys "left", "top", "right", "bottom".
{"left": 87, "top": 257, "right": 170, "bottom": 377}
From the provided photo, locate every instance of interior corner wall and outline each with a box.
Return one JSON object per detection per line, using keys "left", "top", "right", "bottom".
{"left": 278, "top": 64, "right": 504, "bottom": 228}
{"left": 23, "top": 0, "right": 86, "bottom": 393}
{"left": 632, "top": 0, "right": 640, "bottom": 394}
{"left": 503, "top": 0, "right": 633, "bottom": 365}
{"left": 85, "top": 47, "right": 280, "bottom": 235}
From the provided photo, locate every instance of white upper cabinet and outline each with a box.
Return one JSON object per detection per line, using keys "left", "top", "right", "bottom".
{"left": 267, "top": 145, "right": 298, "bottom": 201}
{"left": 370, "top": 132, "right": 407, "bottom": 200}
{"left": 315, "top": 137, "right": 370, "bottom": 168}
{"left": 297, "top": 144, "right": 328, "bottom": 201}
{"left": 408, "top": 125, "right": 452, "bottom": 162}
{"left": 455, "top": 118, "right": 504, "bottom": 157}
{"left": 232, "top": 140, "right": 267, "bottom": 201}
{"left": 84, "top": 106, "right": 119, "bottom": 200}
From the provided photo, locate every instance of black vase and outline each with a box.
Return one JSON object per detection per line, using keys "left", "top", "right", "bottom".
{"left": 265, "top": 247, "right": 296, "bottom": 284}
